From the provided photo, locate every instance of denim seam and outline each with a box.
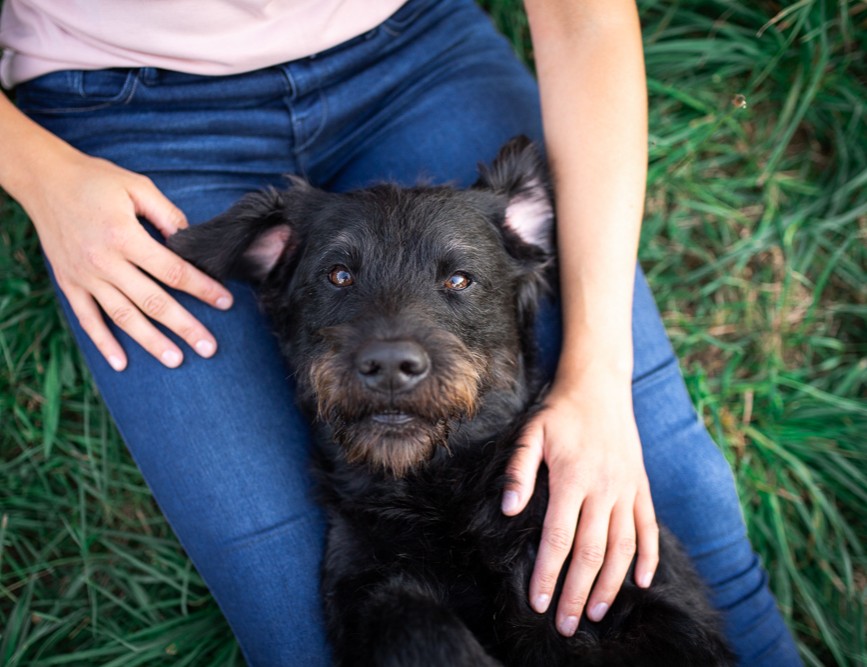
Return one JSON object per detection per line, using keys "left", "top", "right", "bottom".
{"left": 294, "top": 88, "right": 329, "bottom": 156}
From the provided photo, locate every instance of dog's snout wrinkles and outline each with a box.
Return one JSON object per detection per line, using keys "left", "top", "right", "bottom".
{"left": 355, "top": 340, "right": 430, "bottom": 392}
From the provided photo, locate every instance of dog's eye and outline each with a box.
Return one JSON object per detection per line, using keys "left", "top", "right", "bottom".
{"left": 328, "top": 265, "right": 354, "bottom": 287}
{"left": 444, "top": 272, "right": 471, "bottom": 291}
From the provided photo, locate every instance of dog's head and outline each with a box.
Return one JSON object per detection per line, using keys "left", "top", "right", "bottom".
{"left": 169, "top": 136, "right": 554, "bottom": 476}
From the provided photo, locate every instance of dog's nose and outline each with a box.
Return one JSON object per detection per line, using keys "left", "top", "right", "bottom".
{"left": 355, "top": 340, "right": 430, "bottom": 393}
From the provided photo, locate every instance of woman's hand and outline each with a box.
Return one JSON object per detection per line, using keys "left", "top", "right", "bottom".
{"left": 502, "top": 368, "right": 659, "bottom": 636}
{"left": 18, "top": 148, "right": 234, "bottom": 371}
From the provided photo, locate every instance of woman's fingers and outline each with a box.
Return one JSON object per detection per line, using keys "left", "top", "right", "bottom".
{"left": 552, "top": 497, "right": 610, "bottom": 635}
{"left": 128, "top": 234, "right": 233, "bottom": 312}
{"left": 551, "top": 488, "right": 658, "bottom": 634}
{"left": 529, "top": 463, "right": 584, "bottom": 615}
{"left": 126, "top": 170, "right": 188, "bottom": 237}
{"left": 582, "top": 501, "right": 636, "bottom": 623}
{"left": 64, "top": 283, "right": 128, "bottom": 371}
{"left": 502, "top": 419, "right": 545, "bottom": 516}
{"left": 533, "top": 494, "right": 656, "bottom": 635}
{"left": 91, "top": 280, "right": 185, "bottom": 368}
{"left": 113, "top": 261, "right": 218, "bottom": 361}
{"left": 73, "top": 225, "right": 234, "bottom": 369}
{"left": 633, "top": 483, "right": 659, "bottom": 588}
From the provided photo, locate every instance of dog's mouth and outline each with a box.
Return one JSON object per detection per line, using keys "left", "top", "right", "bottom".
{"left": 327, "top": 410, "right": 446, "bottom": 478}
{"left": 369, "top": 410, "right": 416, "bottom": 426}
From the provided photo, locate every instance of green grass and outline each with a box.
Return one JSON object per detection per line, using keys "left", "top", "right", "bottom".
{"left": 2, "top": 1, "right": 866, "bottom": 664}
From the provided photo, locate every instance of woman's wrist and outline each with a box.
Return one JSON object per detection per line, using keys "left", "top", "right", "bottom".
{"left": 0, "top": 93, "right": 80, "bottom": 206}
{"left": 554, "top": 326, "right": 634, "bottom": 386}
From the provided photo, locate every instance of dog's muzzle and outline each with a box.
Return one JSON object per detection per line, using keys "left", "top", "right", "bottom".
{"left": 304, "top": 323, "right": 487, "bottom": 476}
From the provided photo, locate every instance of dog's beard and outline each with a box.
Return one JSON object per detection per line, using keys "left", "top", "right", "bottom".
{"left": 331, "top": 417, "right": 449, "bottom": 478}
{"left": 304, "top": 326, "right": 486, "bottom": 477}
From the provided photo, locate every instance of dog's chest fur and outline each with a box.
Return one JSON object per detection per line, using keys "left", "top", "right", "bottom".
{"left": 319, "top": 385, "right": 541, "bottom": 551}
{"left": 318, "top": 407, "right": 549, "bottom": 652}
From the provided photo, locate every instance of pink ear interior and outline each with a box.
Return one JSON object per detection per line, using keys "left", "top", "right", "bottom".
{"left": 504, "top": 178, "right": 554, "bottom": 252}
{"left": 246, "top": 225, "right": 292, "bottom": 276}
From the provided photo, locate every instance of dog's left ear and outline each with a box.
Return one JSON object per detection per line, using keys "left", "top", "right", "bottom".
{"left": 474, "top": 135, "right": 554, "bottom": 256}
{"left": 168, "top": 184, "right": 308, "bottom": 283}
{"left": 475, "top": 137, "right": 555, "bottom": 346}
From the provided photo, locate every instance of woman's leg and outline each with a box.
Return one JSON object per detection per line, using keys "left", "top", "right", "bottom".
{"left": 19, "top": 67, "right": 330, "bottom": 666}
{"left": 306, "top": 1, "right": 801, "bottom": 663}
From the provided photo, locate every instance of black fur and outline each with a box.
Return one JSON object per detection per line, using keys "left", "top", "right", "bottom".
{"left": 169, "top": 136, "right": 735, "bottom": 666}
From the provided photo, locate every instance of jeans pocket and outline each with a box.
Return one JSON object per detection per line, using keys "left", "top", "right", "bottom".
{"left": 16, "top": 68, "right": 138, "bottom": 114}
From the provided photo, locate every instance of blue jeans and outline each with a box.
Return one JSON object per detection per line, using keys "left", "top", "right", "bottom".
{"left": 16, "top": 0, "right": 801, "bottom": 664}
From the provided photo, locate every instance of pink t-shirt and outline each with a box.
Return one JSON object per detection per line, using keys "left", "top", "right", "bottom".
{"left": 0, "top": 0, "right": 407, "bottom": 88}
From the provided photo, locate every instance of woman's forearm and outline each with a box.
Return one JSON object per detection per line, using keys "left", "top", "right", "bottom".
{"left": 0, "top": 91, "right": 83, "bottom": 205}
{"left": 525, "top": 0, "right": 647, "bottom": 382}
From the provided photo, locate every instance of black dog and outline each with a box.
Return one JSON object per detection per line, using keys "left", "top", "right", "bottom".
{"left": 169, "top": 137, "right": 734, "bottom": 666}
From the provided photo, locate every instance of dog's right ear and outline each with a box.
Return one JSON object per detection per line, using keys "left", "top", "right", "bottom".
{"left": 168, "top": 185, "right": 300, "bottom": 283}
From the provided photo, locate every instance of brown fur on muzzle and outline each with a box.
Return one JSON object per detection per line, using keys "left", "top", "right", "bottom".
{"left": 305, "top": 324, "right": 486, "bottom": 477}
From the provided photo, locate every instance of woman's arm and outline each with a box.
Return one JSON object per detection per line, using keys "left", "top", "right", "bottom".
{"left": 0, "top": 92, "right": 233, "bottom": 369}
{"left": 502, "top": 0, "right": 659, "bottom": 636}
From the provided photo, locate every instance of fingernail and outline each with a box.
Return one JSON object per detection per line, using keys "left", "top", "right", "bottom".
{"left": 588, "top": 602, "right": 609, "bottom": 622}
{"left": 559, "top": 615, "right": 579, "bottom": 636}
{"left": 216, "top": 296, "right": 232, "bottom": 310}
{"left": 532, "top": 593, "right": 550, "bottom": 613}
{"left": 638, "top": 572, "right": 653, "bottom": 588}
{"left": 161, "top": 350, "right": 182, "bottom": 368}
{"left": 195, "top": 339, "right": 216, "bottom": 358}
{"left": 108, "top": 355, "right": 125, "bottom": 372}
{"left": 501, "top": 490, "right": 519, "bottom": 514}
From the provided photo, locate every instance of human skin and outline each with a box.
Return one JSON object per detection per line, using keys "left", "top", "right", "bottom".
{"left": 0, "top": 0, "right": 656, "bottom": 641}
{"left": 0, "top": 93, "right": 234, "bottom": 371}
{"left": 504, "top": 0, "right": 659, "bottom": 637}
